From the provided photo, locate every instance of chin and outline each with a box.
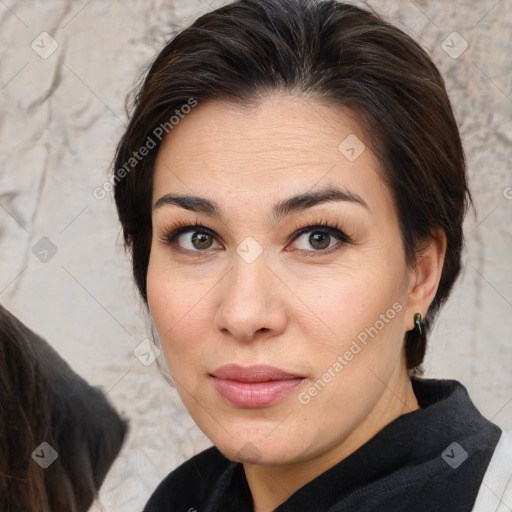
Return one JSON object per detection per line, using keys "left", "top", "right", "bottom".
{"left": 214, "top": 435, "right": 299, "bottom": 466}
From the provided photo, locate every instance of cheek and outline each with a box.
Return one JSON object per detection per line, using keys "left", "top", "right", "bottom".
{"left": 147, "top": 243, "right": 200, "bottom": 325}
{"left": 300, "top": 274, "right": 407, "bottom": 419}
{"left": 317, "top": 258, "right": 404, "bottom": 333}
{"left": 146, "top": 257, "right": 186, "bottom": 347}
{"left": 316, "top": 291, "right": 404, "bottom": 374}
{"left": 146, "top": 253, "right": 216, "bottom": 375}
{"left": 308, "top": 282, "right": 403, "bottom": 388}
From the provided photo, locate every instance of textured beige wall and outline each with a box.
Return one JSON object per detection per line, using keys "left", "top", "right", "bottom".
{"left": 0, "top": 0, "right": 510, "bottom": 510}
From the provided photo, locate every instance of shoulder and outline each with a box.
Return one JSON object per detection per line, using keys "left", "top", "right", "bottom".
{"left": 142, "top": 445, "right": 234, "bottom": 511}
{"left": 471, "top": 427, "right": 512, "bottom": 511}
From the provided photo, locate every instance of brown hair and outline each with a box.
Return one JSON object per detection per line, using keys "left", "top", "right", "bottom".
{"left": 0, "top": 304, "right": 128, "bottom": 511}
{"left": 112, "top": 0, "right": 473, "bottom": 371}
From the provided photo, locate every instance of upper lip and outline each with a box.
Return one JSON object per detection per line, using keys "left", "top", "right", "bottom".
{"left": 211, "top": 364, "right": 304, "bottom": 383}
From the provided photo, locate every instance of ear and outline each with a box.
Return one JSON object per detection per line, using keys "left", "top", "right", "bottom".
{"left": 404, "top": 227, "right": 447, "bottom": 331}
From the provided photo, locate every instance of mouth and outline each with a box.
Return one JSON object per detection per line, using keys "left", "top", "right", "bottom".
{"left": 210, "top": 364, "right": 306, "bottom": 408}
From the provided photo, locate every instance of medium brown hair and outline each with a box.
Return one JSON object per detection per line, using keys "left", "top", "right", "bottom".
{"left": 113, "top": 0, "right": 473, "bottom": 370}
{"left": 0, "top": 304, "right": 128, "bottom": 511}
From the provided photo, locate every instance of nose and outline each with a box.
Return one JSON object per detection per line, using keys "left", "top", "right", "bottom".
{"left": 215, "top": 250, "right": 288, "bottom": 342}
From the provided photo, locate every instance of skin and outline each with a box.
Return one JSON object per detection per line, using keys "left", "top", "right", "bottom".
{"left": 147, "top": 94, "right": 447, "bottom": 512}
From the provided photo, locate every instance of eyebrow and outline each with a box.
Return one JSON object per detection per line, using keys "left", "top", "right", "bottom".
{"left": 153, "top": 185, "right": 369, "bottom": 222}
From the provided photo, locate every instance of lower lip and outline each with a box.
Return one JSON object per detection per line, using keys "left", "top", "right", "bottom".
{"left": 211, "top": 376, "right": 304, "bottom": 408}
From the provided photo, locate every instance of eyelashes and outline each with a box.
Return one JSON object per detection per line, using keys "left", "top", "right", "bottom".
{"left": 157, "top": 219, "right": 218, "bottom": 255}
{"left": 157, "top": 216, "right": 353, "bottom": 257}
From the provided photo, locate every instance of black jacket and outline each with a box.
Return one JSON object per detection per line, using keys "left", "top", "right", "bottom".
{"left": 142, "top": 377, "right": 502, "bottom": 512}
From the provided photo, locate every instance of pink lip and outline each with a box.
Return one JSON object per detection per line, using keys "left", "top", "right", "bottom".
{"left": 210, "top": 364, "right": 305, "bottom": 408}
{"left": 212, "top": 364, "right": 303, "bottom": 382}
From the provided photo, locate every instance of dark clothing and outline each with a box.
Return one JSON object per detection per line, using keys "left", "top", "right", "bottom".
{"left": 142, "top": 377, "right": 502, "bottom": 511}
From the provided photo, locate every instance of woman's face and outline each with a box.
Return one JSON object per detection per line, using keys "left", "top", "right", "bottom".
{"left": 147, "top": 94, "right": 419, "bottom": 466}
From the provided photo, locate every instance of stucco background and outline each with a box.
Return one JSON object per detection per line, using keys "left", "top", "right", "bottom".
{"left": 0, "top": 0, "right": 511, "bottom": 510}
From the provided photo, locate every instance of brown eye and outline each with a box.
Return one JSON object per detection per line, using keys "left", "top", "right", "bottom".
{"left": 174, "top": 230, "right": 220, "bottom": 251}
{"left": 292, "top": 227, "right": 346, "bottom": 253}
{"left": 190, "top": 232, "right": 214, "bottom": 250}
{"left": 162, "top": 224, "right": 222, "bottom": 254}
{"left": 308, "top": 232, "right": 331, "bottom": 250}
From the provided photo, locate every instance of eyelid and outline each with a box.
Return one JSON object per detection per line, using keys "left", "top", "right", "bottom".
{"left": 157, "top": 220, "right": 222, "bottom": 255}
{"left": 158, "top": 216, "right": 353, "bottom": 255}
{"left": 288, "top": 218, "right": 352, "bottom": 244}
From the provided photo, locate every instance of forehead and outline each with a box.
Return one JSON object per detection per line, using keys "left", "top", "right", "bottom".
{"left": 152, "top": 94, "right": 394, "bottom": 221}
